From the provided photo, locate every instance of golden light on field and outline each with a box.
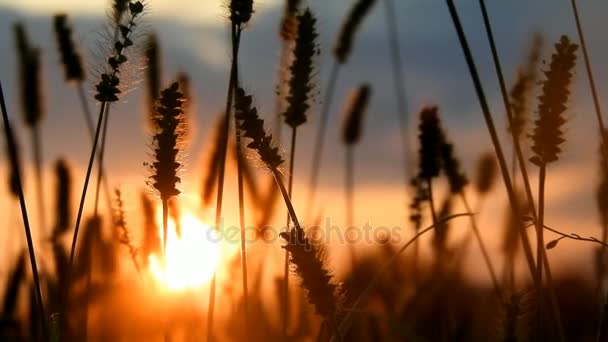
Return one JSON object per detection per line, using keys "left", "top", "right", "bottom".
{"left": 149, "top": 212, "right": 221, "bottom": 290}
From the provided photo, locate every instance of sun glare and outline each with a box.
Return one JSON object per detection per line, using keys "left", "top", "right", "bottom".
{"left": 149, "top": 212, "right": 221, "bottom": 291}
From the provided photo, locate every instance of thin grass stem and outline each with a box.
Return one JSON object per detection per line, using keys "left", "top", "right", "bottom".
{"left": 445, "top": 0, "right": 538, "bottom": 284}
{"left": 68, "top": 101, "right": 106, "bottom": 267}
{"left": 0, "top": 80, "right": 47, "bottom": 340}
{"left": 77, "top": 82, "right": 113, "bottom": 215}
{"left": 232, "top": 24, "right": 249, "bottom": 330}
{"left": 207, "top": 23, "right": 243, "bottom": 342}
{"left": 477, "top": 1, "right": 563, "bottom": 336}
{"left": 282, "top": 126, "right": 297, "bottom": 340}
{"left": 93, "top": 104, "right": 111, "bottom": 216}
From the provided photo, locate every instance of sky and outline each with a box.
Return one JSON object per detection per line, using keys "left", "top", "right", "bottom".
{"left": 0, "top": 0, "right": 608, "bottom": 284}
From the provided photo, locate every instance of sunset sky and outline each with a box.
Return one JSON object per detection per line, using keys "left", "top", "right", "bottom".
{"left": 1, "top": 0, "right": 607, "bottom": 283}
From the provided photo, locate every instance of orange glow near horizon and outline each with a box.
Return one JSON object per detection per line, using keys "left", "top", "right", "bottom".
{"left": 149, "top": 212, "right": 221, "bottom": 291}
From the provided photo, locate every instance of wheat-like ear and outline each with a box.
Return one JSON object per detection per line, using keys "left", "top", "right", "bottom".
{"left": 279, "top": 227, "right": 338, "bottom": 318}
{"left": 14, "top": 23, "right": 43, "bottom": 128}
{"left": 530, "top": 35, "right": 578, "bottom": 166}
{"left": 53, "top": 14, "right": 84, "bottom": 82}
{"left": 53, "top": 159, "right": 72, "bottom": 238}
{"left": 234, "top": 87, "right": 284, "bottom": 169}
{"left": 417, "top": 106, "right": 443, "bottom": 179}
{"left": 341, "top": 84, "right": 371, "bottom": 145}
{"left": 334, "top": 0, "right": 377, "bottom": 64}
{"left": 283, "top": 8, "right": 318, "bottom": 128}
{"left": 148, "top": 82, "right": 186, "bottom": 201}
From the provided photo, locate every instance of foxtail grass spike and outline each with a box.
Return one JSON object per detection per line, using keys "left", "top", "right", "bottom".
{"left": 234, "top": 87, "right": 284, "bottom": 169}
{"left": 342, "top": 84, "right": 371, "bottom": 145}
{"left": 53, "top": 14, "right": 84, "bottom": 82}
{"left": 417, "top": 106, "right": 443, "bottom": 179}
{"left": 280, "top": 227, "right": 338, "bottom": 317}
{"left": 334, "top": 0, "right": 377, "bottom": 64}
{"left": 54, "top": 159, "right": 72, "bottom": 237}
{"left": 229, "top": 0, "right": 254, "bottom": 26}
{"left": 283, "top": 8, "right": 318, "bottom": 128}
{"left": 148, "top": 82, "right": 186, "bottom": 201}
{"left": 530, "top": 36, "right": 578, "bottom": 166}
{"left": 14, "top": 23, "right": 43, "bottom": 128}
{"left": 474, "top": 152, "right": 497, "bottom": 195}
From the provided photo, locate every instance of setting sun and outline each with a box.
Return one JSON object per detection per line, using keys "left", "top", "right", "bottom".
{"left": 149, "top": 212, "right": 221, "bottom": 290}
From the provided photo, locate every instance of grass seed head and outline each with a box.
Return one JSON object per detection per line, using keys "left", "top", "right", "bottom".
{"left": 530, "top": 35, "right": 578, "bottom": 166}
{"left": 334, "top": 0, "right": 377, "bottom": 64}
{"left": 53, "top": 14, "right": 85, "bottom": 82}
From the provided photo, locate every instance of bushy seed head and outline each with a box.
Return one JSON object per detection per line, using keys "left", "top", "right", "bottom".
{"left": 283, "top": 9, "right": 318, "bottom": 128}
{"left": 14, "top": 23, "right": 43, "bottom": 128}
{"left": 334, "top": 0, "right": 377, "bottom": 64}
{"left": 234, "top": 87, "right": 284, "bottom": 169}
{"left": 280, "top": 227, "right": 338, "bottom": 317}
{"left": 229, "top": 0, "right": 254, "bottom": 26}
{"left": 148, "top": 82, "right": 187, "bottom": 201}
{"left": 53, "top": 14, "right": 84, "bottom": 82}
{"left": 530, "top": 35, "right": 578, "bottom": 166}
{"left": 417, "top": 106, "right": 444, "bottom": 179}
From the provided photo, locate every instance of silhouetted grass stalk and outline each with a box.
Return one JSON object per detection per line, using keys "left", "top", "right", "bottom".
{"left": 76, "top": 83, "right": 113, "bottom": 214}
{"left": 0, "top": 80, "right": 48, "bottom": 339}
{"left": 208, "top": 12, "right": 247, "bottom": 340}
{"left": 476, "top": 1, "right": 565, "bottom": 337}
{"left": 445, "top": 0, "right": 538, "bottom": 284}
{"left": 282, "top": 126, "right": 297, "bottom": 338}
